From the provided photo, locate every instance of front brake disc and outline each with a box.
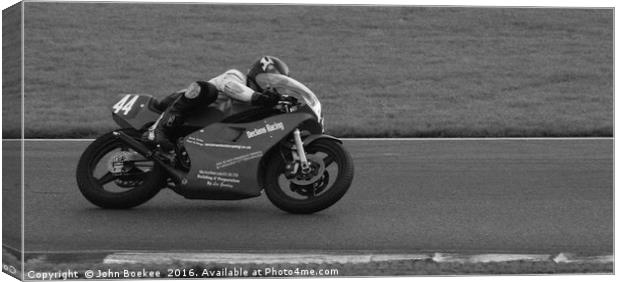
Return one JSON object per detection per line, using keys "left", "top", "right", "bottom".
{"left": 290, "top": 154, "right": 326, "bottom": 186}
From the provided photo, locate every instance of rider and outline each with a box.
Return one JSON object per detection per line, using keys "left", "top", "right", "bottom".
{"left": 145, "top": 55, "right": 290, "bottom": 151}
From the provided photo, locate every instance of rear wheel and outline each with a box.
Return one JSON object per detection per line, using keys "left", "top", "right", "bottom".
{"left": 265, "top": 139, "right": 354, "bottom": 214}
{"left": 76, "top": 129, "right": 166, "bottom": 209}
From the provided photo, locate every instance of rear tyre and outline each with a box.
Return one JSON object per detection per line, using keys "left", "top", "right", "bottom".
{"left": 265, "top": 139, "right": 354, "bottom": 214}
{"left": 76, "top": 129, "right": 166, "bottom": 209}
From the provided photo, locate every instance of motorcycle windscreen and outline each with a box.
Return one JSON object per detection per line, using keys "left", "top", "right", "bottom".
{"left": 255, "top": 73, "right": 322, "bottom": 118}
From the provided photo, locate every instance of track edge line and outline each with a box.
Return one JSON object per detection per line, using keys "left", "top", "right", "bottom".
{"left": 95, "top": 252, "right": 613, "bottom": 265}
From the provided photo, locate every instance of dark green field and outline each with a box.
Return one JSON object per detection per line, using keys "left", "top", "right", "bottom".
{"left": 6, "top": 3, "right": 613, "bottom": 138}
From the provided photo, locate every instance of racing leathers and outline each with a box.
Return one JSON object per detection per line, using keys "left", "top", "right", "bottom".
{"left": 145, "top": 69, "right": 280, "bottom": 151}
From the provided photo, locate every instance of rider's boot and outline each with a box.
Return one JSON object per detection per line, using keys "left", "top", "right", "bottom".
{"left": 144, "top": 81, "right": 218, "bottom": 152}
{"left": 145, "top": 107, "right": 183, "bottom": 152}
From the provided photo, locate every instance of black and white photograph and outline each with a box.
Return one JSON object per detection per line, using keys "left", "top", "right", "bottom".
{"left": 1, "top": 0, "right": 615, "bottom": 280}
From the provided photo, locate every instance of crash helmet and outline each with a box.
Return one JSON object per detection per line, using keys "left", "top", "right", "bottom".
{"left": 246, "top": 56, "right": 289, "bottom": 92}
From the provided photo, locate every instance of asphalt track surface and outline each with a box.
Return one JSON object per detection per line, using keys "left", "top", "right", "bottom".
{"left": 3, "top": 139, "right": 613, "bottom": 255}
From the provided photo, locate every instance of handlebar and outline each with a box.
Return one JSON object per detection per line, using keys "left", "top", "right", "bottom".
{"left": 275, "top": 95, "right": 299, "bottom": 113}
{"left": 278, "top": 95, "right": 298, "bottom": 104}
{"left": 264, "top": 87, "right": 299, "bottom": 112}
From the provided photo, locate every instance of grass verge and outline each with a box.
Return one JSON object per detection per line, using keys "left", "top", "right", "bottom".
{"left": 2, "top": 4, "right": 612, "bottom": 138}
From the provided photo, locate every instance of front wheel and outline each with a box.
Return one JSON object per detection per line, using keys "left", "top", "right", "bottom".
{"left": 265, "top": 139, "right": 354, "bottom": 214}
{"left": 76, "top": 129, "right": 166, "bottom": 209}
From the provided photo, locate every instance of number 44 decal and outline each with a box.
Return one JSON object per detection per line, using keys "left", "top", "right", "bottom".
{"left": 112, "top": 94, "right": 139, "bottom": 115}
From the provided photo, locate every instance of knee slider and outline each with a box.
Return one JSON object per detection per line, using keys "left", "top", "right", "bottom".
{"left": 185, "top": 81, "right": 217, "bottom": 101}
{"left": 174, "top": 81, "right": 219, "bottom": 113}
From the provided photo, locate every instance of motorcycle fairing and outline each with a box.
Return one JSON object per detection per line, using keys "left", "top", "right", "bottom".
{"left": 111, "top": 94, "right": 268, "bottom": 131}
{"left": 180, "top": 112, "right": 316, "bottom": 200}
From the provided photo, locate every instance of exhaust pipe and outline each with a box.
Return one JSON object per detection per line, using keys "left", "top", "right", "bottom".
{"left": 112, "top": 131, "right": 187, "bottom": 185}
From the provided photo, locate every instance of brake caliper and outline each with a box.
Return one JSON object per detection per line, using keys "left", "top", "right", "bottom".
{"left": 288, "top": 155, "right": 326, "bottom": 186}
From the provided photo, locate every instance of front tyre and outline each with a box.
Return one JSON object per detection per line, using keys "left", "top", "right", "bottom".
{"left": 76, "top": 129, "right": 166, "bottom": 209}
{"left": 265, "top": 139, "right": 354, "bottom": 214}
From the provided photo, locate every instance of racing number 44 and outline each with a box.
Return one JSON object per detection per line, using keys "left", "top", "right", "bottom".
{"left": 113, "top": 94, "right": 139, "bottom": 115}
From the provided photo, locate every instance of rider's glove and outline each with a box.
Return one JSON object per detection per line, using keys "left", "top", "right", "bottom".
{"left": 251, "top": 88, "right": 281, "bottom": 106}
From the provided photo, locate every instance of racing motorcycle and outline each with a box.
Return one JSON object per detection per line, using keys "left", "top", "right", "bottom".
{"left": 76, "top": 73, "right": 354, "bottom": 214}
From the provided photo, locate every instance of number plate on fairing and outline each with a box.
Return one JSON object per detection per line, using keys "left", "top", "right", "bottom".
{"left": 110, "top": 94, "right": 161, "bottom": 129}
{"left": 111, "top": 94, "right": 151, "bottom": 118}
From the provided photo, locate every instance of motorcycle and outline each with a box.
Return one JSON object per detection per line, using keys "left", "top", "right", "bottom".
{"left": 76, "top": 73, "right": 354, "bottom": 214}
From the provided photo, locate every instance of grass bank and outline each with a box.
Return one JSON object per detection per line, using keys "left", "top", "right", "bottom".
{"left": 5, "top": 4, "right": 613, "bottom": 138}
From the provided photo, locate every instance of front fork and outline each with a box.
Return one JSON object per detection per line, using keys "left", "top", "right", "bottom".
{"left": 292, "top": 129, "right": 311, "bottom": 173}
{"left": 285, "top": 128, "right": 311, "bottom": 177}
